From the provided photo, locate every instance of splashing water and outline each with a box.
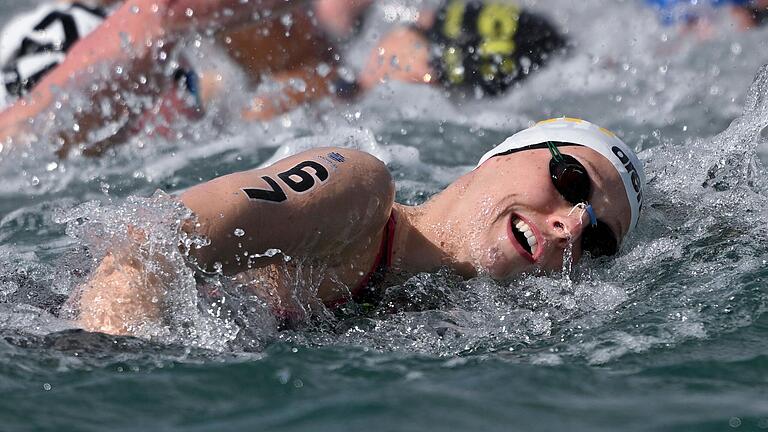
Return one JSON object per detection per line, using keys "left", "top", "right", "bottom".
{"left": 0, "top": 3, "right": 765, "bottom": 362}
{"left": 52, "top": 191, "right": 247, "bottom": 350}
{"left": 0, "top": 1, "right": 767, "bottom": 430}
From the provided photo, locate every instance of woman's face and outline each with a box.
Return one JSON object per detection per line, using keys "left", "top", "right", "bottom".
{"left": 455, "top": 145, "right": 631, "bottom": 279}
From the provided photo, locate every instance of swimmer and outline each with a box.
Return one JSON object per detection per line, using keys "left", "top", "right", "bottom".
{"left": 70, "top": 118, "right": 646, "bottom": 336}
{"left": 0, "top": 0, "right": 563, "bottom": 155}
{"left": 0, "top": 0, "right": 205, "bottom": 155}
{"left": 0, "top": 0, "right": 370, "bottom": 156}
{"left": 354, "top": 1, "right": 567, "bottom": 100}
{"left": 246, "top": 0, "right": 568, "bottom": 118}
{"left": 0, "top": 0, "right": 121, "bottom": 105}
{"left": 645, "top": 0, "right": 768, "bottom": 32}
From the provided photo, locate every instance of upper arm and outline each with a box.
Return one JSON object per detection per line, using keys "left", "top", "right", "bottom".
{"left": 242, "top": 67, "right": 337, "bottom": 121}
{"left": 180, "top": 147, "right": 394, "bottom": 273}
{"left": 163, "top": 0, "right": 298, "bottom": 31}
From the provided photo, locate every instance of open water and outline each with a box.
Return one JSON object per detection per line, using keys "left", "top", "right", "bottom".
{"left": 0, "top": 0, "right": 767, "bottom": 431}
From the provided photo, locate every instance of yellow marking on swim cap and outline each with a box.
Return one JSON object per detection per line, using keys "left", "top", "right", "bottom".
{"left": 443, "top": 46, "right": 465, "bottom": 84}
{"left": 477, "top": 4, "right": 519, "bottom": 56}
{"left": 598, "top": 127, "right": 616, "bottom": 138}
{"left": 536, "top": 118, "right": 560, "bottom": 125}
{"left": 562, "top": 117, "right": 583, "bottom": 123}
{"left": 443, "top": 0, "right": 465, "bottom": 40}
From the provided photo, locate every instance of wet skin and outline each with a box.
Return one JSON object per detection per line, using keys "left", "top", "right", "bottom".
{"left": 72, "top": 145, "right": 633, "bottom": 335}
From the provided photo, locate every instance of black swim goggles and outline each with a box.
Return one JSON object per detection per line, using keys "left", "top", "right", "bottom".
{"left": 493, "top": 141, "right": 619, "bottom": 257}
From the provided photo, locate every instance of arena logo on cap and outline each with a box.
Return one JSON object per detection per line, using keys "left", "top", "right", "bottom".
{"left": 611, "top": 146, "right": 643, "bottom": 209}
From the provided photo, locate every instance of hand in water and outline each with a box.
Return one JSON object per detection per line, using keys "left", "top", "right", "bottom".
{"left": 75, "top": 253, "right": 166, "bottom": 336}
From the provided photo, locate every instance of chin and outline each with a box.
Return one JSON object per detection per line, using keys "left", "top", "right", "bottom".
{"left": 483, "top": 256, "right": 527, "bottom": 280}
{"left": 490, "top": 266, "right": 526, "bottom": 281}
{"left": 471, "top": 244, "right": 517, "bottom": 279}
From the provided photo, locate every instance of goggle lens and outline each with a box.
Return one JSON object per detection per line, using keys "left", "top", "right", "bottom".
{"left": 549, "top": 154, "right": 591, "bottom": 204}
{"left": 546, "top": 143, "right": 618, "bottom": 257}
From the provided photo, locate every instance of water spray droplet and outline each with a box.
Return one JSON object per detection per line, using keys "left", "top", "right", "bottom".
{"left": 561, "top": 238, "right": 574, "bottom": 281}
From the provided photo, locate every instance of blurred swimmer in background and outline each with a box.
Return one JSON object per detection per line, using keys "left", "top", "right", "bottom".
{"left": 645, "top": 0, "right": 768, "bottom": 35}
{"left": 68, "top": 118, "right": 646, "bottom": 336}
{"left": 0, "top": 0, "right": 121, "bottom": 105}
{"left": 0, "top": 0, "right": 566, "bottom": 158}
{"left": 0, "top": 0, "right": 372, "bottom": 157}
{"left": 352, "top": 0, "right": 567, "bottom": 101}
{"left": 253, "top": 0, "right": 569, "bottom": 116}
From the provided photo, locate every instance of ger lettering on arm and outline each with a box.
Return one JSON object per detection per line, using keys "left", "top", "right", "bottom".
{"left": 180, "top": 147, "right": 395, "bottom": 275}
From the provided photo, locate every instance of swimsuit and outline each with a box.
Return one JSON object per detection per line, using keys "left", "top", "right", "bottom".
{"left": 421, "top": 0, "right": 567, "bottom": 97}
{"left": 326, "top": 210, "right": 398, "bottom": 308}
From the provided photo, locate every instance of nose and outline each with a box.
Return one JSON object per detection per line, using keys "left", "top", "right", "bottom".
{"left": 548, "top": 204, "right": 590, "bottom": 243}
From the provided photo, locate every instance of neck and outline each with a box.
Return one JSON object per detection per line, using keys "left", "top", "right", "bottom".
{"left": 390, "top": 182, "right": 477, "bottom": 278}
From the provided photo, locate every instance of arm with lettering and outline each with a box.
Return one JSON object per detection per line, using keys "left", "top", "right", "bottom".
{"left": 75, "top": 147, "right": 394, "bottom": 334}
{"left": 180, "top": 147, "right": 395, "bottom": 273}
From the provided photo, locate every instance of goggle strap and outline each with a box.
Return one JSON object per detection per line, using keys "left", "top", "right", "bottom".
{"left": 547, "top": 141, "right": 564, "bottom": 162}
{"left": 585, "top": 204, "right": 597, "bottom": 227}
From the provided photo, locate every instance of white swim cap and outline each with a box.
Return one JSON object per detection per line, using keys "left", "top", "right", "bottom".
{"left": 477, "top": 117, "right": 646, "bottom": 233}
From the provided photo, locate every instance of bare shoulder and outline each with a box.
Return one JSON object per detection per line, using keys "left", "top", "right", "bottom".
{"left": 180, "top": 147, "right": 395, "bottom": 269}
{"left": 207, "top": 146, "right": 393, "bottom": 206}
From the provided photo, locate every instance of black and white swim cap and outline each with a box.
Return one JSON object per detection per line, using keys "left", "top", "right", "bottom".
{"left": 0, "top": 2, "right": 106, "bottom": 103}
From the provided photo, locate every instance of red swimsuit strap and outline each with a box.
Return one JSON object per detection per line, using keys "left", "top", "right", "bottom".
{"left": 325, "top": 210, "right": 397, "bottom": 307}
{"left": 381, "top": 210, "right": 397, "bottom": 269}
{"left": 277, "top": 211, "right": 398, "bottom": 315}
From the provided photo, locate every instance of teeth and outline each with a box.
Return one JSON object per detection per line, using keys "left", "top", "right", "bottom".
{"left": 513, "top": 217, "right": 538, "bottom": 256}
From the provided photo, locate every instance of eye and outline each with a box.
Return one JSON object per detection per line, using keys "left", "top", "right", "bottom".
{"left": 549, "top": 154, "right": 592, "bottom": 205}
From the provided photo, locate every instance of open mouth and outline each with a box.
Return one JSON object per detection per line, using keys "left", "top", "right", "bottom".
{"left": 509, "top": 215, "right": 540, "bottom": 262}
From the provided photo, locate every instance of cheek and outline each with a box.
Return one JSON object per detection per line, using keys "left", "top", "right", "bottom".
{"left": 474, "top": 228, "right": 518, "bottom": 279}
{"left": 508, "top": 168, "right": 561, "bottom": 208}
{"left": 485, "top": 248, "right": 514, "bottom": 279}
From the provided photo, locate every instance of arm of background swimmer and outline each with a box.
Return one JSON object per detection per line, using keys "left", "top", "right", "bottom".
{"left": 180, "top": 147, "right": 395, "bottom": 275}
{"left": 0, "top": 0, "right": 302, "bottom": 152}
{"left": 241, "top": 67, "right": 338, "bottom": 121}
